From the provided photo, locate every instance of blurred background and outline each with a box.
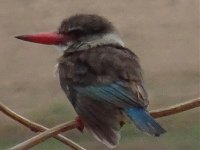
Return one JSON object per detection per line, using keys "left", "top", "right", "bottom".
{"left": 0, "top": 0, "right": 199, "bottom": 149}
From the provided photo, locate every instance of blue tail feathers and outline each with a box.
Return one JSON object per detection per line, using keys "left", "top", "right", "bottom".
{"left": 124, "top": 108, "right": 166, "bottom": 136}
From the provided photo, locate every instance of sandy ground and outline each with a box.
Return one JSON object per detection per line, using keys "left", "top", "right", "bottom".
{"left": 0, "top": 0, "right": 199, "bottom": 150}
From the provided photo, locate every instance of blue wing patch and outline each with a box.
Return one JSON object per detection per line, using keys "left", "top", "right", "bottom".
{"left": 74, "top": 82, "right": 140, "bottom": 107}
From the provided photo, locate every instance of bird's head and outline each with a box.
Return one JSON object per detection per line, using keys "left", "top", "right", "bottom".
{"left": 16, "top": 14, "right": 124, "bottom": 52}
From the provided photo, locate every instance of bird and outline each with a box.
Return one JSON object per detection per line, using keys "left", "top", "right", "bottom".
{"left": 16, "top": 14, "right": 166, "bottom": 148}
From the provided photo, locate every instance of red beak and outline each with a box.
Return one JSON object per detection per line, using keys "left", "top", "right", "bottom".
{"left": 15, "top": 32, "right": 70, "bottom": 45}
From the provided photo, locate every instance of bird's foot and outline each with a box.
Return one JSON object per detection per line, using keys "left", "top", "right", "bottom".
{"left": 75, "top": 116, "right": 84, "bottom": 132}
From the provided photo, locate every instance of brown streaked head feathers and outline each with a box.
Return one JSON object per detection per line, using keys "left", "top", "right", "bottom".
{"left": 58, "top": 14, "right": 115, "bottom": 38}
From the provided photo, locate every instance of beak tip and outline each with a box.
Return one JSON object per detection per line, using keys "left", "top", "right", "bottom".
{"left": 15, "top": 35, "right": 25, "bottom": 40}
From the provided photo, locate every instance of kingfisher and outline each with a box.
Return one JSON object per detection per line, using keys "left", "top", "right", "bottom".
{"left": 16, "top": 14, "right": 166, "bottom": 148}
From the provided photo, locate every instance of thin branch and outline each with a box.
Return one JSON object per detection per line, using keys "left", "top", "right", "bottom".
{"left": 0, "top": 98, "right": 200, "bottom": 150}
{"left": 2, "top": 97, "right": 200, "bottom": 150}
{"left": 10, "top": 121, "right": 78, "bottom": 150}
{"left": 0, "top": 103, "right": 86, "bottom": 150}
{"left": 150, "top": 98, "right": 200, "bottom": 118}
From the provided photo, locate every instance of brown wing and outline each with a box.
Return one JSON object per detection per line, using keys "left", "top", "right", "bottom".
{"left": 58, "top": 45, "right": 149, "bottom": 107}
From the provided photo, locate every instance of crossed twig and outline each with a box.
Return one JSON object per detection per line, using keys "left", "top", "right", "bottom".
{"left": 1, "top": 97, "right": 199, "bottom": 150}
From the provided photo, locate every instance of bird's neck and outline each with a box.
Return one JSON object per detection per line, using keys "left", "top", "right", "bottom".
{"left": 57, "top": 33, "right": 125, "bottom": 53}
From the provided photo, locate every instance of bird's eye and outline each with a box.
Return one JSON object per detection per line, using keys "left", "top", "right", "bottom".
{"left": 68, "top": 26, "right": 84, "bottom": 37}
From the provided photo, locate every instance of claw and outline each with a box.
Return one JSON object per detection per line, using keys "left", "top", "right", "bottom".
{"left": 75, "top": 116, "right": 84, "bottom": 132}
